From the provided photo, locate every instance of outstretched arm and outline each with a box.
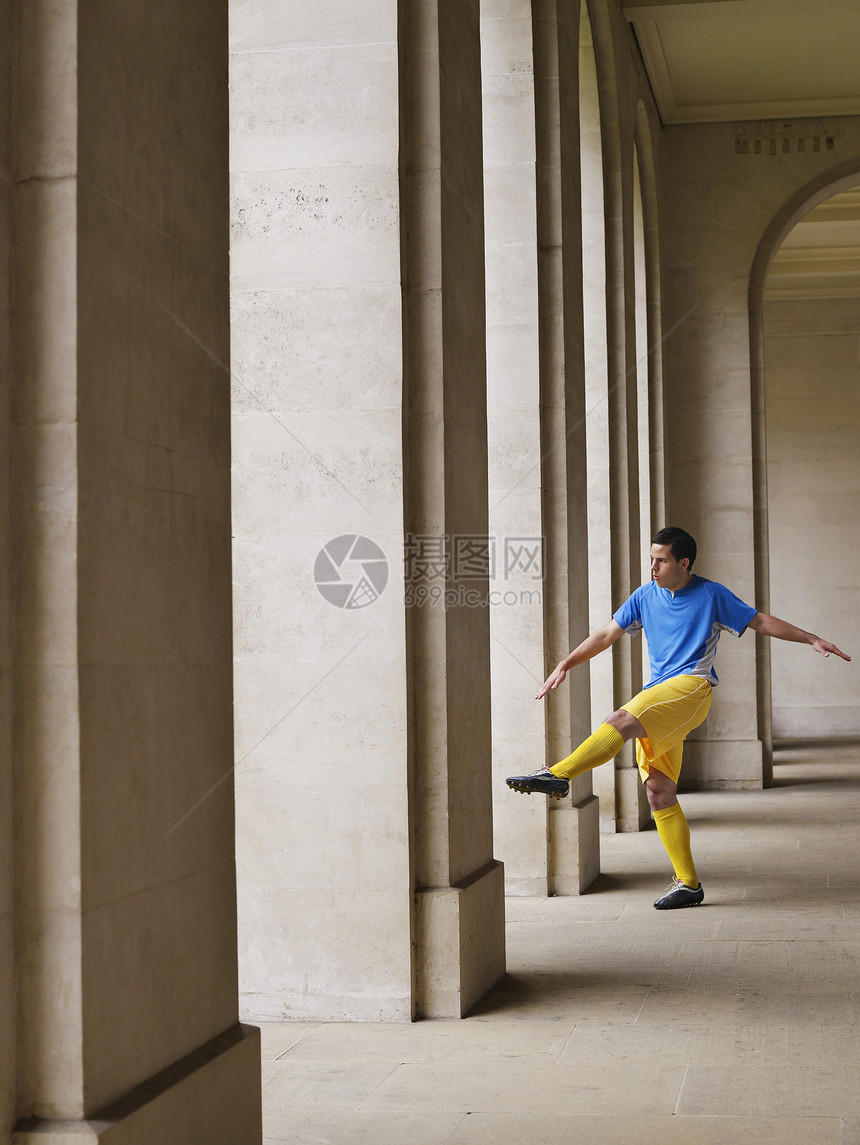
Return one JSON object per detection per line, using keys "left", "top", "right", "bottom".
{"left": 536, "top": 620, "right": 626, "bottom": 699}
{"left": 748, "top": 612, "right": 852, "bottom": 661}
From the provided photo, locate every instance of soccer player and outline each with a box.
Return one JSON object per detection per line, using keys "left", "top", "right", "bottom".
{"left": 506, "top": 526, "right": 851, "bottom": 909}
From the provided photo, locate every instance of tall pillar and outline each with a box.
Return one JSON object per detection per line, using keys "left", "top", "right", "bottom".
{"left": 230, "top": 0, "right": 414, "bottom": 1024}
{"left": 748, "top": 298, "right": 774, "bottom": 787}
{"left": 634, "top": 107, "right": 668, "bottom": 536}
{"left": 534, "top": 0, "right": 600, "bottom": 892}
{"left": 590, "top": 1, "right": 649, "bottom": 831}
{"left": 482, "top": 0, "right": 599, "bottom": 897}
{"left": 9, "top": 2, "right": 260, "bottom": 1142}
{"left": 402, "top": 0, "right": 505, "bottom": 1016}
{"left": 0, "top": 0, "right": 15, "bottom": 1138}
{"left": 231, "top": 0, "right": 504, "bottom": 1022}
{"left": 579, "top": 1, "right": 617, "bottom": 832}
{"left": 481, "top": 0, "right": 548, "bottom": 898}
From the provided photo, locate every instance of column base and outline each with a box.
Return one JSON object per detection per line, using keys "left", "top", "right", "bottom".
{"left": 414, "top": 859, "right": 505, "bottom": 1018}
{"left": 680, "top": 739, "right": 765, "bottom": 790}
{"left": 503, "top": 876, "right": 548, "bottom": 895}
{"left": 13, "top": 1024, "right": 261, "bottom": 1145}
{"left": 548, "top": 795, "right": 600, "bottom": 894}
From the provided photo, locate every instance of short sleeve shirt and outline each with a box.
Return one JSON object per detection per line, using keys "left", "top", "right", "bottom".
{"left": 613, "top": 575, "right": 757, "bottom": 687}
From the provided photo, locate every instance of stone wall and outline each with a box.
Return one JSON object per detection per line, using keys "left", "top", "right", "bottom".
{"left": 764, "top": 296, "right": 860, "bottom": 738}
{"left": 661, "top": 116, "right": 860, "bottom": 788}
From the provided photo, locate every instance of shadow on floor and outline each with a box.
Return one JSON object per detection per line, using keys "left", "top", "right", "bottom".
{"left": 467, "top": 971, "right": 651, "bottom": 1018}
{"left": 579, "top": 871, "right": 655, "bottom": 895}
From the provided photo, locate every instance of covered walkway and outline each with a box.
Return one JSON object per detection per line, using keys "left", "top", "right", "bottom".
{"left": 260, "top": 742, "right": 860, "bottom": 1145}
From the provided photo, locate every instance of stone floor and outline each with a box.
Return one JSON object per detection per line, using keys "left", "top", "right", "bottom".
{"left": 259, "top": 743, "right": 860, "bottom": 1144}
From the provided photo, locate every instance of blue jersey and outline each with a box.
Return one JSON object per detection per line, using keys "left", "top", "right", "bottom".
{"left": 613, "top": 575, "right": 757, "bottom": 688}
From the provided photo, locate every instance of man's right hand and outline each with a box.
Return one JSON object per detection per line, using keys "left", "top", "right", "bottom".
{"left": 535, "top": 618, "right": 622, "bottom": 696}
{"left": 535, "top": 664, "right": 567, "bottom": 699}
{"left": 535, "top": 622, "right": 625, "bottom": 700}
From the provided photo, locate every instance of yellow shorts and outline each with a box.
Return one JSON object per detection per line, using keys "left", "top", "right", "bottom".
{"left": 621, "top": 674, "right": 712, "bottom": 785}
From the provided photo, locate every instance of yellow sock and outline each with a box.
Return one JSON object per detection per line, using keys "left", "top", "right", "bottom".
{"left": 653, "top": 802, "right": 698, "bottom": 887}
{"left": 549, "top": 723, "right": 624, "bottom": 780}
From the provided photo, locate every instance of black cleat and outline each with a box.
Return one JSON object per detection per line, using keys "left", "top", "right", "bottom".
{"left": 506, "top": 767, "right": 569, "bottom": 799}
{"left": 653, "top": 878, "right": 705, "bottom": 910}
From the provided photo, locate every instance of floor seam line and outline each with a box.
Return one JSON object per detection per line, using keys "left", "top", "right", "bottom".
{"left": 554, "top": 1024, "right": 579, "bottom": 1062}
{"left": 632, "top": 990, "right": 652, "bottom": 1024}
{"left": 673, "top": 1063, "right": 691, "bottom": 1115}
{"left": 353, "top": 1060, "right": 403, "bottom": 1111}
{"left": 526, "top": 941, "right": 548, "bottom": 966}
{"left": 274, "top": 1021, "right": 324, "bottom": 1060}
{"left": 441, "top": 1112, "right": 469, "bottom": 1145}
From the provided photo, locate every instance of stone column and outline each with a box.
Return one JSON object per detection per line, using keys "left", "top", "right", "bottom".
{"left": 481, "top": 0, "right": 550, "bottom": 896}
{"left": 534, "top": 0, "right": 600, "bottom": 892}
{"left": 590, "top": 1, "right": 649, "bottom": 831}
{"left": 403, "top": 0, "right": 506, "bottom": 1016}
{"left": 231, "top": 0, "right": 504, "bottom": 1022}
{"left": 231, "top": 0, "right": 415, "bottom": 1024}
{"left": 749, "top": 286, "right": 774, "bottom": 787}
{"left": 9, "top": 3, "right": 261, "bottom": 1142}
{"left": 481, "top": 0, "right": 598, "bottom": 897}
{"left": 634, "top": 107, "right": 668, "bottom": 536}
{"left": 0, "top": 0, "right": 15, "bottom": 1137}
{"left": 579, "top": 1, "right": 617, "bottom": 831}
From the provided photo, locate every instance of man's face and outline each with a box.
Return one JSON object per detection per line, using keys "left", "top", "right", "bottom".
{"left": 650, "top": 543, "right": 690, "bottom": 590}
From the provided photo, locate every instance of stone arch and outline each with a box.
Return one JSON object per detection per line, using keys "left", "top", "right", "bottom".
{"left": 749, "top": 163, "right": 860, "bottom": 303}
{"left": 748, "top": 160, "right": 860, "bottom": 772}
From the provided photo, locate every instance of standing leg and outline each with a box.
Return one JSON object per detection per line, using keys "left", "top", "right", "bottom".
{"left": 642, "top": 752, "right": 704, "bottom": 909}
{"left": 618, "top": 677, "right": 711, "bottom": 907}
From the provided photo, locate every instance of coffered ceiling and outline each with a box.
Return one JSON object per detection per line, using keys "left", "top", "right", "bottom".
{"left": 623, "top": 0, "right": 860, "bottom": 126}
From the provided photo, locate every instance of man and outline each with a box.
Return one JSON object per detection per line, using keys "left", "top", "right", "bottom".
{"left": 506, "top": 526, "right": 851, "bottom": 909}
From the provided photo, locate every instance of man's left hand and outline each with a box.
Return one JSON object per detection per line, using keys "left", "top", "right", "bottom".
{"left": 811, "top": 637, "right": 851, "bottom": 661}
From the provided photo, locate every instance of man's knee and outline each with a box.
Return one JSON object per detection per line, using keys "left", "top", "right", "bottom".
{"left": 605, "top": 708, "right": 646, "bottom": 741}
{"left": 644, "top": 769, "right": 677, "bottom": 811}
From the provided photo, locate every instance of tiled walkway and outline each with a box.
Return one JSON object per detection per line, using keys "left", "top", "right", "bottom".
{"left": 260, "top": 743, "right": 860, "bottom": 1144}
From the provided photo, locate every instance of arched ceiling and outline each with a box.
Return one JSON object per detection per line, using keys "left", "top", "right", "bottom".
{"left": 624, "top": 1, "right": 860, "bottom": 126}
{"left": 765, "top": 187, "right": 860, "bottom": 299}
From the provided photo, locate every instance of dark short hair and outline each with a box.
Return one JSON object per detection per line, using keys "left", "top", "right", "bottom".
{"left": 652, "top": 526, "right": 697, "bottom": 570}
